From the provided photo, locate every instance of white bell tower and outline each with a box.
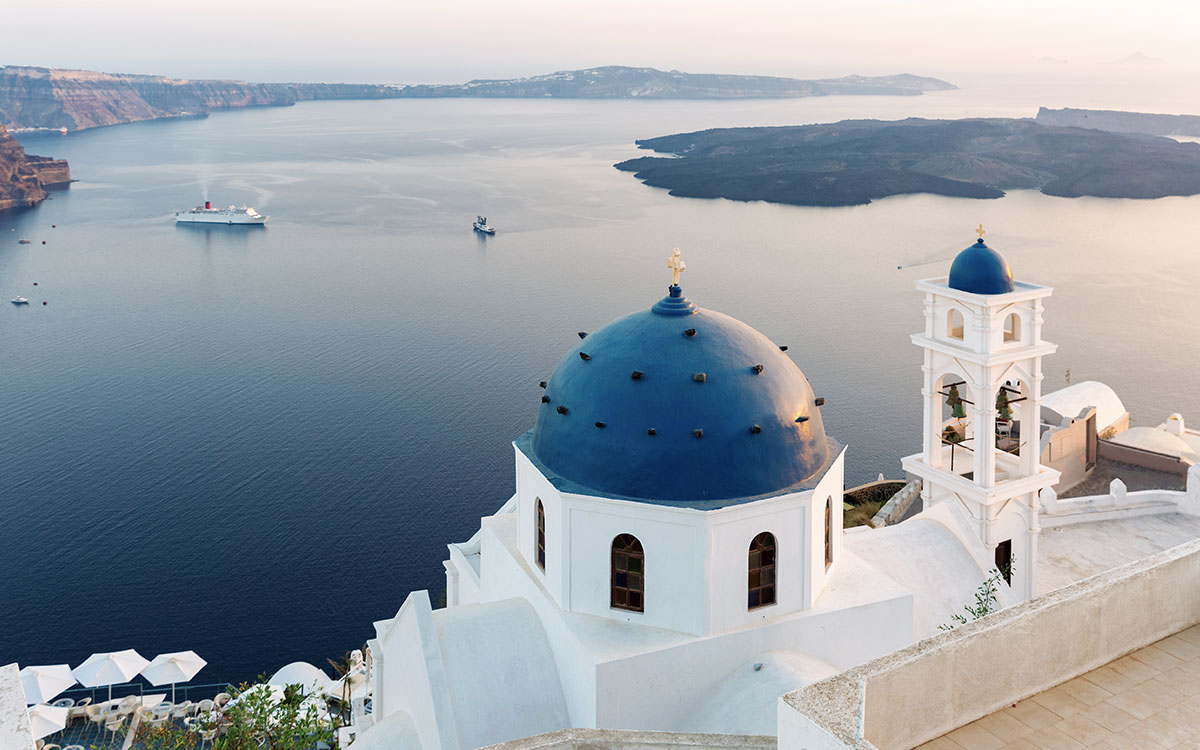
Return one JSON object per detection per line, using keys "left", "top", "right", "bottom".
{"left": 901, "top": 227, "right": 1060, "bottom": 601}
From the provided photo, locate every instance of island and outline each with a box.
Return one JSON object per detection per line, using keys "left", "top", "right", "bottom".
{"left": 0, "top": 123, "right": 69, "bottom": 212}
{"left": 1036, "top": 107, "right": 1200, "bottom": 137}
{"left": 398, "top": 67, "right": 954, "bottom": 99}
{"left": 0, "top": 65, "right": 955, "bottom": 132}
{"left": 614, "top": 118, "right": 1200, "bottom": 207}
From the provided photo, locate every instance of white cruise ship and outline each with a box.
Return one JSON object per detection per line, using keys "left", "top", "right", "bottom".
{"left": 175, "top": 201, "right": 268, "bottom": 225}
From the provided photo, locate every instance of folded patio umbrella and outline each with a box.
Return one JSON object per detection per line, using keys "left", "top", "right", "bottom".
{"left": 19, "top": 665, "right": 76, "bottom": 705}
{"left": 141, "top": 651, "right": 207, "bottom": 703}
{"left": 72, "top": 649, "right": 150, "bottom": 702}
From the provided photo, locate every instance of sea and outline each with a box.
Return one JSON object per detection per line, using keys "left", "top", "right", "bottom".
{"left": 2, "top": 68, "right": 1198, "bottom": 686}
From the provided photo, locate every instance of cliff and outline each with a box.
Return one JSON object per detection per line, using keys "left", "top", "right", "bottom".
{"left": 0, "top": 123, "right": 70, "bottom": 212}
{"left": 615, "top": 118, "right": 1200, "bottom": 207}
{"left": 0, "top": 66, "right": 300, "bottom": 131}
{"left": 1036, "top": 107, "right": 1200, "bottom": 137}
{"left": 0, "top": 65, "right": 955, "bottom": 131}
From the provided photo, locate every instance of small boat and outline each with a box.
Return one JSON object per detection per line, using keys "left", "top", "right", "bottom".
{"left": 11, "top": 297, "right": 29, "bottom": 305}
{"left": 473, "top": 216, "right": 495, "bottom": 235}
{"left": 18, "top": 239, "right": 31, "bottom": 244}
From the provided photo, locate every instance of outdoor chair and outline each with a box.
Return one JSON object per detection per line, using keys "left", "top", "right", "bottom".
{"left": 39, "top": 745, "right": 59, "bottom": 750}
{"left": 214, "top": 692, "right": 231, "bottom": 707}
{"left": 197, "top": 698, "right": 214, "bottom": 713}
{"left": 171, "top": 701, "right": 193, "bottom": 719}
{"left": 74, "top": 698, "right": 91, "bottom": 708}
{"left": 147, "top": 713, "right": 170, "bottom": 728}
{"left": 118, "top": 695, "right": 138, "bottom": 709}
{"left": 86, "top": 706, "right": 106, "bottom": 736}
{"left": 104, "top": 716, "right": 125, "bottom": 744}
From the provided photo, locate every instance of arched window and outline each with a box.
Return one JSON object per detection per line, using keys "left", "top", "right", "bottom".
{"left": 1004, "top": 313, "right": 1020, "bottom": 343}
{"left": 535, "top": 499, "right": 545, "bottom": 571}
{"left": 825, "top": 498, "right": 834, "bottom": 569}
{"left": 611, "top": 534, "right": 644, "bottom": 612}
{"left": 748, "top": 532, "right": 776, "bottom": 610}
{"left": 947, "top": 309, "right": 965, "bottom": 340}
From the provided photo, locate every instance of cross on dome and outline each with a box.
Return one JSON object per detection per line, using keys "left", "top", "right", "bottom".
{"left": 667, "top": 248, "right": 686, "bottom": 286}
{"left": 975, "top": 223, "right": 987, "bottom": 240}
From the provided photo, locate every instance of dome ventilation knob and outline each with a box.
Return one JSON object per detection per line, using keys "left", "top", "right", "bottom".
{"left": 795, "top": 415, "right": 810, "bottom": 424}
{"left": 647, "top": 428, "right": 657, "bottom": 435}
{"left": 751, "top": 425, "right": 762, "bottom": 434}
{"left": 693, "top": 372, "right": 707, "bottom": 383}
{"left": 814, "top": 397, "right": 825, "bottom": 406}
{"left": 557, "top": 405, "right": 568, "bottom": 415}
{"left": 541, "top": 395, "right": 550, "bottom": 403}
{"left": 578, "top": 332, "right": 588, "bottom": 339}
{"left": 595, "top": 421, "right": 606, "bottom": 428}
{"left": 752, "top": 364, "right": 764, "bottom": 374}
{"left": 684, "top": 328, "right": 697, "bottom": 337}
{"left": 579, "top": 352, "right": 591, "bottom": 361}
{"left": 631, "top": 370, "right": 643, "bottom": 380}
{"left": 693, "top": 429, "right": 704, "bottom": 438}
{"left": 779, "top": 345, "right": 789, "bottom": 352}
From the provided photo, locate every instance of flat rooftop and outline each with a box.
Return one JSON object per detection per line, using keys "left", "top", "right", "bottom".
{"left": 1038, "top": 513, "right": 1200, "bottom": 595}
{"left": 917, "top": 625, "right": 1200, "bottom": 749}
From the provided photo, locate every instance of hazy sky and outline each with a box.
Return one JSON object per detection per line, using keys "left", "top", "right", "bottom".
{"left": 7, "top": 0, "right": 1200, "bottom": 83}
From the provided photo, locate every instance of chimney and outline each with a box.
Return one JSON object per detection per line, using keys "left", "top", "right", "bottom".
{"left": 205, "top": 201, "right": 212, "bottom": 210}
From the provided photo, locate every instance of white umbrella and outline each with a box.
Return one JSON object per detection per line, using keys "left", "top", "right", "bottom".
{"left": 19, "top": 665, "right": 76, "bottom": 705}
{"left": 26, "top": 704, "right": 68, "bottom": 740}
{"left": 141, "top": 651, "right": 207, "bottom": 703}
{"left": 72, "top": 649, "right": 150, "bottom": 702}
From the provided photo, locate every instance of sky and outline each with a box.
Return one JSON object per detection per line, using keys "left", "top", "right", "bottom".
{"left": 6, "top": 0, "right": 1200, "bottom": 83}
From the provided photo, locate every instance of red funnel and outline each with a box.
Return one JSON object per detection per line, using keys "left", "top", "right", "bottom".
{"left": 205, "top": 201, "right": 212, "bottom": 210}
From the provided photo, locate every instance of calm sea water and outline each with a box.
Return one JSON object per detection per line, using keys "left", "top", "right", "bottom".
{"left": 3, "top": 70, "right": 1199, "bottom": 684}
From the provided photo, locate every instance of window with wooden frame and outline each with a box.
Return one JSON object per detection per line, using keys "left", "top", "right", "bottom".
{"left": 748, "top": 532, "right": 777, "bottom": 610}
{"left": 535, "top": 499, "right": 546, "bottom": 571}
{"left": 825, "top": 497, "right": 834, "bottom": 569}
{"left": 611, "top": 534, "right": 644, "bottom": 612}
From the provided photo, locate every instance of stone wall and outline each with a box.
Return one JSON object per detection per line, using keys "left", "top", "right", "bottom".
{"left": 0, "top": 663, "right": 35, "bottom": 750}
{"left": 481, "top": 728, "right": 775, "bottom": 750}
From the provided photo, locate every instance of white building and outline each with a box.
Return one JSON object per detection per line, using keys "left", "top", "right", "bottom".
{"left": 356, "top": 236, "right": 1200, "bottom": 750}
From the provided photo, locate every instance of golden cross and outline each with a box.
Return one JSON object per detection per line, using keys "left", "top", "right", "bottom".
{"left": 975, "top": 223, "right": 987, "bottom": 240}
{"left": 666, "top": 247, "right": 686, "bottom": 286}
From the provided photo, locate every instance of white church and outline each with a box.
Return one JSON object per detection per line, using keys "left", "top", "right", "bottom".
{"left": 353, "top": 234, "right": 1200, "bottom": 750}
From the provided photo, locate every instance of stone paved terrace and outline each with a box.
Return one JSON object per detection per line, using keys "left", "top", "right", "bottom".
{"left": 916, "top": 625, "right": 1200, "bottom": 750}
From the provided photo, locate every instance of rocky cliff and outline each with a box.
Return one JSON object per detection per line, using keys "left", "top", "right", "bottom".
{"left": 1036, "top": 107, "right": 1200, "bottom": 137}
{"left": 0, "top": 66, "right": 299, "bottom": 130}
{"left": 0, "top": 123, "right": 70, "bottom": 212}
{"left": 0, "top": 64, "right": 955, "bottom": 131}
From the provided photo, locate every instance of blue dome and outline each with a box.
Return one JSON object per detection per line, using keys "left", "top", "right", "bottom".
{"left": 948, "top": 239, "right": 1014, "bottom": 295}
{"left": 528, "top": 285, "right": 832, "bottom": 506}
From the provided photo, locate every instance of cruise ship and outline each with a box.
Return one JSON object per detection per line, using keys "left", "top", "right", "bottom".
{"left": 175, "top": 201, "right": 268, "bottom": 225}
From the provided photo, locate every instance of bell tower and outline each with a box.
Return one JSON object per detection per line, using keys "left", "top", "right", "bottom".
{"left": 901, "top": 227, "right": 1060, "bottom": 601}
